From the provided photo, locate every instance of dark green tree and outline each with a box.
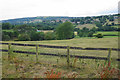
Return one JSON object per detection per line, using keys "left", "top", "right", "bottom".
{"left": 18, "top": 34, "right": 31, "bottom": 41}
{"left": 2, "top": 34, "right": 10, "bottom": 41}
{"left": 2, "top": 23, "right": 12, "bottom": 29}
{"left": 30, "top": 32, "right": 44, "bottom": 41}
{"left": 94, "top": 21, "right": 102, "bottom": 27}
{"left": 96, "top": 33, "right": 103, "bottom": 38}
{"left": 109, "top": 16, "right": 114, "bottom": 21}
{"left": 56, "top": 21, "right": 74, "bottom": 39}
{"left": 44, "top": 32, "right": 56, "bottom": 40}
{"left": 14, "top": 24, "right": 36, "bottom": 35}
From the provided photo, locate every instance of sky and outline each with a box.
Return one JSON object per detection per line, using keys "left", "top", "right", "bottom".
{"left": 0, "top": 0, "right": 119, "bottom": 20}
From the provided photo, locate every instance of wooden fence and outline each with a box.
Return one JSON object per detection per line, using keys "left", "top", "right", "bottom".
{"left": 1, "top": 43, "right": 120, "bottom": 51}
{"left": 0, "top": 42, "right": 120, "bottom": 67}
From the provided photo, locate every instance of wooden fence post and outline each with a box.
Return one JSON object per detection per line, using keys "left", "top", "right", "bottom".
{"left": 107, "top": 48, "right": 112, "bottom": 65}
{"left": 36, "top": 44, "right": 39, "bottom": 63}
{"left": 57, "top": 53, "right": 60, "bottom": 64}
{"left": 67, "top": 46, "right": 70, "bottom": 68}
{"left": 8, "top": 43, "right": 11, "bottom": 59}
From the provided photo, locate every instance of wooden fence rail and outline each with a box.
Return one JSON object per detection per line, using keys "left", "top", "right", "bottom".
{"left": 0, "top": 43, "right": 120, "bottom": 51}
{"left": 1, "top": 49, "right": 120, "bottom": 61}
{"left": 1, "top": 42, "right": 120, "bottom": 68}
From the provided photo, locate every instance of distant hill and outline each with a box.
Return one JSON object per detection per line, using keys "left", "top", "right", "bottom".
{"left": 2, "top": 14, "right": 119, "bottom": 28}
{"left": 2, "top": 16, "right": 74, "bottom": 25}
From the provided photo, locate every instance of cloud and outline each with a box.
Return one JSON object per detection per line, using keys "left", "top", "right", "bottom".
{"left": 0, "top": 0, "right": 119, "bottom": 20}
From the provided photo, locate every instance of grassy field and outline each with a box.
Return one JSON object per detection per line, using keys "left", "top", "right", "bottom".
{"left": 94, "top": 31, "right": 118, "bottom": 36}
{"left": 2, "top": 51, "right": 119, "bottom": 78}
{"left": 76, "top": 24, "right": 97, "bottom": 29}
{"left": 1, "top": 37, "right": 119, "bottom": 58}
{"left": 37, "top": 30, "right": 54, "bottom": 33}
{"left": 2, "top": 29, "right": 14, "bottom": 32}
{"left": 111, "top": 26, "right": 118, "bottom": 28}
{"left": 2, "top": 37, "right": 118, "bottom": 48}
{"left": 1, "top": 37, "right": 119, "bottom": 78}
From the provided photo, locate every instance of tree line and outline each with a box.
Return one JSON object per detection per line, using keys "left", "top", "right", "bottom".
{"left": 2, "top": 22, "right": 74, "bottom": 41}
{"left": 2, "top": 18, "right": 119, "bottom": 41}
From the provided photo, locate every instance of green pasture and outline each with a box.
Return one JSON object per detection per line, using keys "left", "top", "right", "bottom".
{"left": 1, "top": 37, "right": 119, "bottom": 59}
{"left": 1, "top": 37, "right": 119, "bottom": 78}
{"left": 95, "top": 31, "right": 118, "bottom": 36}
{"left": 111, "top": 26, "right": 118, "bottom": 28}
{"left": 1, "top": 37, "right": 118, "bottom": 48}
{"left": 2, "top": 29, "right": 14, "bottom": 32}
{"left": 76, "top": 24, "right": 97, "bottom": 29}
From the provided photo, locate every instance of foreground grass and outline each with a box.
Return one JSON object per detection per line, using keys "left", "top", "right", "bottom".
{"left": 1, "top": 37, "right": 119, "bottom": 78}
{"left": 2, "top": 52, "right": 118, "bottom": 78}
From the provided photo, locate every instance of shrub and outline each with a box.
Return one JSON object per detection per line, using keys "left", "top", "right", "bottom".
{"left": 78, "top": 31, "right": 87, "bottom": 37}
{"left": 2, "top": 23, "right": 12, "bottom": 29}
{"left": 96, "top": 33, "right": 103, "bottom": 38}
{"left": 30, "top": 32, "right": 44, "bottom": 41}
{"left": 2, "top": 34, "right": 10, "bottom": 41}
{"left": 88, "top": 31, "right": 94, "bottom": 37}
{"left": 56, "top": 21, "right": 74, "bottom": 40}
{"left": 18, "top": 34, "right": 31, "bottom": 41}
{"left": 2, "top": 31, "right": 19, "bottom": 40}
{"left": 44, "top": 32, "right": 56, "bottom": 40}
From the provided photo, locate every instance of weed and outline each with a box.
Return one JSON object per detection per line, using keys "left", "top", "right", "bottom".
{"left": 72, "top": 57, "right": 78, "bottom": 68}
{"left": 13, "top": 57, "right": 24, "bottom": 72}
{"left": 44, "top": 69, "right": 62, "bottom": 78}
{"left": 67, "top": 72, "right": 78, "bottom": 78}
{"left": 97, "top": 61, "right": 120, "bottom": 79}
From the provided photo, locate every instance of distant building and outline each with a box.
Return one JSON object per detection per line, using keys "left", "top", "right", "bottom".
{"left": 37, "top": 30, "right": 43, "bottom": 32}
{"left": 77, "top": 22, "right": 80, "bottom": 23}
{"left": 56, "top": 20, "right": 60, "bottom": 22}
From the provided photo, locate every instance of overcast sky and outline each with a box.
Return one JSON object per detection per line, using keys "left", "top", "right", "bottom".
{"left": 0, "top": 0, "right": 119, "bottom": 20}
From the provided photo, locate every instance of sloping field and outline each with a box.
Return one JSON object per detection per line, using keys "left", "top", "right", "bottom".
{"left": 1, "top": 37, "right": 118, "bottom": 48}
{"left": 76, "top": 24, "right": 97, "bottom": 29}
{"left": 94, "top": 31, "right": 118, "bottom": 36}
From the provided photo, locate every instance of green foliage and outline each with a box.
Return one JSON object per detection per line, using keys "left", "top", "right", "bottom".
{"left": 97, "top": 26, "right": 118, "bottom": 31}
{"left": 2, "top": 14, "right": 118, "bottom": 41}
{"left": 90, "top": 27, "right": 96, "bottom": 33}
{"left": 14, "top": 24, "right": 36, "bottom": 35}
{"left": 18, "top": 34, "right": 31, "bottom": 41}
{"left": 78, "top": 27, "right": 95, "bottom": 37}
{"left": 2, "top": 30, "right": 19, "bottom": 40}
{"left": 30, "top": 32, "right": 44, "bottom": 41}
{"left": 95, "top": 31, "right": 118, "bottom": 36}
{"left": 94, "top": 21, "right": 102, "bottom": 27}
{"left": 35, "top": 22, "right": 60, "bottom": 30}
{"left": 44, "top": 32, "right": 56, "bottom": 40}
{"left": 95, "top": 33, "right": 103, "bottom": 38}
{"left": 88, "top": 31, "right": 94, "bottom": 37}
{"left": 99, "top": 17, "right": 106, "bottom": 24}
{"left": 56, "top": 21, "right": 74, "bottom": 40}
{"left": 2, "top": 34, "right": 10, "bottom": 41}
{"left": 78, "top": 31, "right": 87, "bottom": 37}
{"left": 109, "top": 16, "right": 114, "bottom": 21}
{"left": 2, "top": 23, "right": 12, "bottom": 29}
